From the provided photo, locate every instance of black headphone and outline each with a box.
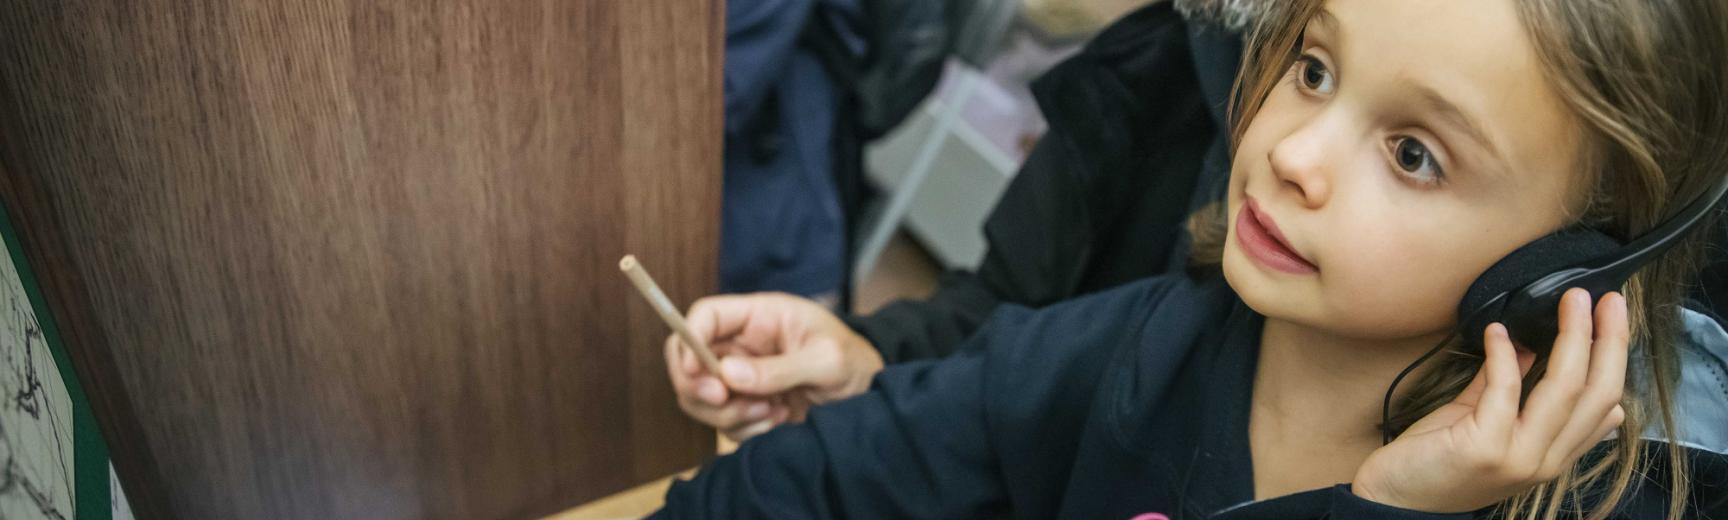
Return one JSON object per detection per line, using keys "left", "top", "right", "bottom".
{"left": 1381, "top": 173, "right": 1728, "bottom": 444}
{"left": 1460, "top": 178, "right": 1728, "bottom": 354}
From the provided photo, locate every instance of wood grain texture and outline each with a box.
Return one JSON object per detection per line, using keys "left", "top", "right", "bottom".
{"left": 0, "top": 0, "right": 721, "bottom": 518}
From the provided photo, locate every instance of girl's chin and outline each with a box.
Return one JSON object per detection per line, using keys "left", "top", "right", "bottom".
{"left": 1221, "top": 250, "right": 1286, "bottom": 314}
{"left": 1223, "top": 252, "right": 1330, "bottom": 327}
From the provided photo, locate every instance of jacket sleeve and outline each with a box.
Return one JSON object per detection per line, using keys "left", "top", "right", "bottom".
{"left": 845, "top": 135, "right": 1097, "bottom": 364}
{"left": 1210, "top": 485, "right": 1474, "bottom": 520}
{"left": 651, "top": 311, "right": 1015, "bottom": 519}
{"left": 654, "top": 278, "right": 1183, "bottom": 518}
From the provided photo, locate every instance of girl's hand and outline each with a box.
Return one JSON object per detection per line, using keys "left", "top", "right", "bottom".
{"left": 1351, "top": 288, "right": 1629, "bottom": 513}
{"left": 662, "top": 293, "right": 884, "bottom": 442}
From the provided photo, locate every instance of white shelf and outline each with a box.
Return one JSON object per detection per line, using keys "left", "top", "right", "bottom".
{"left": 858, "top": 63, "right": 1036, "bottom": 276}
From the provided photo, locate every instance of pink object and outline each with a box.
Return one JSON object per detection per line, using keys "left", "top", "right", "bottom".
{"left": 1130, "top": 514, "right": 1170, "bottom": 520}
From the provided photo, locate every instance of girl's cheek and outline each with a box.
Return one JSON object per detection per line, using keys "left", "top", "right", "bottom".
{"left": 1335, "top": 240, "right": 1440, "bottom": 296}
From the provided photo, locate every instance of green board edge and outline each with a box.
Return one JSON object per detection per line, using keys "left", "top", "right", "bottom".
{"left": 0, "top": 199, "right": 112, "bottom": 520}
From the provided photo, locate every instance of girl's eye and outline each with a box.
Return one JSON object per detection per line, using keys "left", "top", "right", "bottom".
{"left": 1390, "top": 136, "right": 1445, "bottom": 184}
{"left": 1295, "top": 54, "right": 1335, "bottom": 94}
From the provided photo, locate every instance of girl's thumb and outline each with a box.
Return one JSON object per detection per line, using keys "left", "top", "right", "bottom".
{"left": 719, "top": 346, "right": 836, "bottom": 396}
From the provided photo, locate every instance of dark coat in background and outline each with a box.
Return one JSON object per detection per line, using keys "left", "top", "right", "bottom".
{"left": 844, "top": 3, "right": 1239, "bottom": 362}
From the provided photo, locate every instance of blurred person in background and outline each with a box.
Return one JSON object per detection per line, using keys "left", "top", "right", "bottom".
{"left": 678, "top": 0, "right": 1261, "bottom": 441}
{"left": 720, "top": 0, "right": 861, "bottom": 305}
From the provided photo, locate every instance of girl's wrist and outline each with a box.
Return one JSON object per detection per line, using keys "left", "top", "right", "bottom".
{"left": 1350, "top": 479, "right": 1484, "bottom": 515}
{"left": 1349, "top": 477, "right": 1426, "bottom": 512}
{"left": 1349, "top": 481, "right": 1396, "bottom": 506}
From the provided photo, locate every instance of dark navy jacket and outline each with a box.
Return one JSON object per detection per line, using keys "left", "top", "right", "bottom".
{"left": 654, "top": 274, "right": 1728, "bottom": 519}
{"left": 720, "top": 0, "right": 858, "bottom": 296}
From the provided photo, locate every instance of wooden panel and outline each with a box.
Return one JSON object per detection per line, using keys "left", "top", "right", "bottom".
{"left": 0, "top": 0, "right": 720, "bottom": 518}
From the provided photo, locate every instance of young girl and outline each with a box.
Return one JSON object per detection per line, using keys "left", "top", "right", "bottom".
{"left": 654, "top": 0, "right": 1728, "bottom": 518}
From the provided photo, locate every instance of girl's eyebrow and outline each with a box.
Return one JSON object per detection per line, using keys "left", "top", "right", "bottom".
{"left": 1406, "top": 81, "right": 1510, "bottom": 176}
{"left": 1310, "top": 8, "right": 1343, "bottom": 46}
{"left": 1315, "top": 8, "right": 1342, "bottom": 35}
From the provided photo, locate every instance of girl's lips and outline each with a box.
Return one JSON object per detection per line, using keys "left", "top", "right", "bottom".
{"left": 1236, "top": 197, "right": 1319, "bottom": 274}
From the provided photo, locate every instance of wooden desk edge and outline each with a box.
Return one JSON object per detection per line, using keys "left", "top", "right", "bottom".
{"left": 545, "top": 468, "right": 695, "bottom": 520}
{"left": 547, "top": 433, "right": 736, "bottom": 519}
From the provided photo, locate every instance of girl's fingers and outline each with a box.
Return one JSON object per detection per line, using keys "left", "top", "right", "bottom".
{"left": 665, "top": 335, "right": 704, "bottom": 391}
{"left": 1452, "top": 342, "right": 1494, "bottom": 407}
{"left": 1474, "top": 323, "right": 1522, "bottom": 438}
{"left": 686, "top": 295, "right": 764, "bottom": 349}
{"left": 732, "top": 299, "right": 793, "bottom": 355}
{"left": 664, "top": 334, "right": 696, "bottom": 376}
{"left": 1563, "top": 404, "right": 1625, "bottom": 466}
{"left": 667, "top": 328, "right": 734, "bottom": 406}
{"left": 724, "top": 417, "right": 779, "bottom": 442}
{"left": 712, "top": 398, "right": 775, "bottom": 426}
{"left": 1540, "top": 293, "right": 1630, "bottom": 472}
{"left": 693, "top": 376, "right": 730, "bottom": 405}
{"left": 691, "top": 293, "right": 809, "bottom": 358}
{"left": 683, "top": 395, "right": 775, "bottom": 431}
{"left": 1515, "top": 347, "right": 1537, "bottom": 378}
{"left": 682, "top": 342, "right": 701, "bottom": 375}
{"left": 1585, "top": 293, "right": 1630, "bottom": 400}
{"left": 1517, "top": 288, "right": 1596, "bottom": 448}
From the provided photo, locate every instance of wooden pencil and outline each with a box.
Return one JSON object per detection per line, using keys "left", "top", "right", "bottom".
{"left": 619, "top": 255, "right": 724, "bottom": 376}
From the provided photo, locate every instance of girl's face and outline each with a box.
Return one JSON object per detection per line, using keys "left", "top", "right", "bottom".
{"left": 1224, "top": 0, "right": 1591, "bottom": 341}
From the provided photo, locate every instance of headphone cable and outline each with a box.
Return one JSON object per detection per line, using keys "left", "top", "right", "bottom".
{"left": 1380, "top": 330, "right": 1462, "bottom": 445}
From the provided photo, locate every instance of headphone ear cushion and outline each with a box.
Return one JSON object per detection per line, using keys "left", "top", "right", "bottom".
{"left": 1458, "top": 228, "right": 1622, "bottom": 348}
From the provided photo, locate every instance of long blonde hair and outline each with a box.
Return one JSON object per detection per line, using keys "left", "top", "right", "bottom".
{"left": 1187, "top": 1, "right": 1728, "bottom": 518}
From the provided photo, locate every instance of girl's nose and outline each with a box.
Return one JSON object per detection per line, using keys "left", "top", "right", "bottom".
{"left": 1266, "top": 118, "right": 1335, "bottom": 209}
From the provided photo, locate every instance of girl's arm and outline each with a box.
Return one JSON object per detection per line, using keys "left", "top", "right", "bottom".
{"left": 652, "top": 346, "right": 1006, "bottom": 519}
{"left": 652, "top": 277, "right": 1199, "bottom": 518}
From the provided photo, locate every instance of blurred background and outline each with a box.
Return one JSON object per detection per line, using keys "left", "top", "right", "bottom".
{"left": 722, "top": 0, "right": 1155, "bottom": 313}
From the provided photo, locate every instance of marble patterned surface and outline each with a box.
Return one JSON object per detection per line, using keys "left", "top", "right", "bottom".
{"left": 0, "top": 235, "right": 74, "bottom": 519}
